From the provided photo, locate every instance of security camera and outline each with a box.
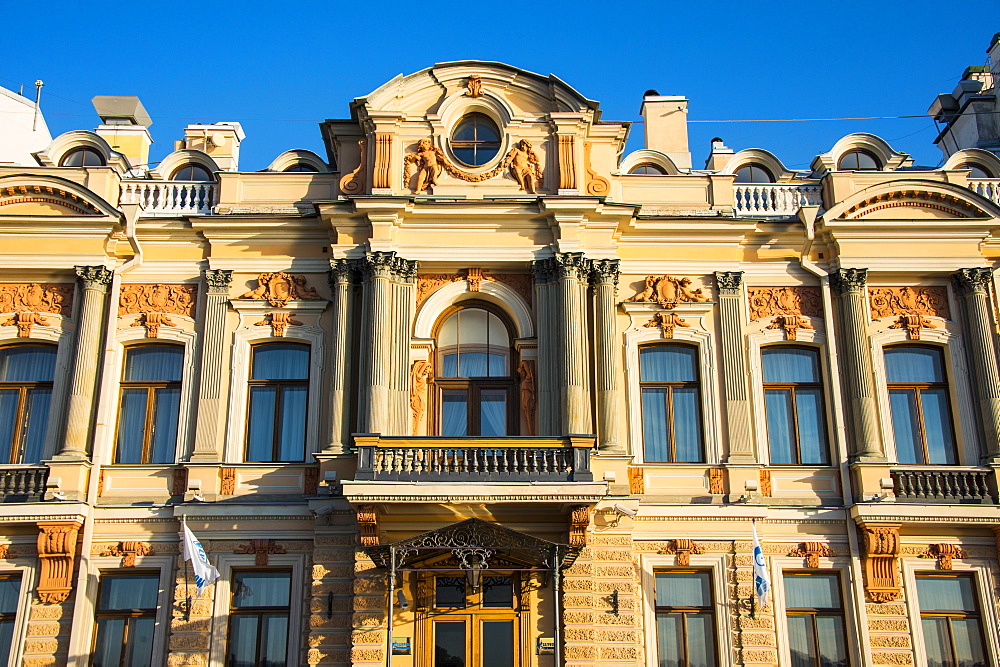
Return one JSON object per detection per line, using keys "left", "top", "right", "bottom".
{"left": 396, "top": 588, "right": 410, "bottom": 610}
{"left": 613, "top": 503, "right": 637, "bottom": 518}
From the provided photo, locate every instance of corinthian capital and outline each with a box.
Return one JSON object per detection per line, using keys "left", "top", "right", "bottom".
{"left": 714, "top": 271, "right": 743, "bottom": 296}
{"left": 953, "top": 267, "right": 994, "bottom": 295}
{"left": 203, "top": 269, "right": 233, "bottom": 294}
{"left": 553, "top": 252, "right": 588, "bottom": 281}
{"left": 74, "top": 265, "right": 113, "bottom": 289}
{"left": 589, "top": 259, "right": 620, "bottom": 286}
{"left": 830, "top": 268, "right": 868, "bottom": 295}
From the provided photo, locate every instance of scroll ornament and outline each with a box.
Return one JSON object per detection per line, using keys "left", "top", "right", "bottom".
{"left": 234, "top": 539, "right": 286, "bottom": 566}
{"left": 861, "top": 524, "right": 902, "bottom": 602}
{"left": 101, "top": 541, "right": 153, "bottom": 567}
{"left": 869, "top": 286, "right": 949, "bottom": 339}
{"left": 36, "top": 521, "right": 82, "bottom": 603}
{"left": 625, "top": 275, "right": 710, "bottom": 309}
{"left": 644, "top": 311, "right": 689, "bottom": 338}
{"left": 339, "top": 138, "right": 367, "bottom": 195}
{"left": 463, "top": 74, "right": 484, "bottom": 98}
{"left": 404, "top": 138, "right": 543, "bottom": 194}
{"left": 0, "top": 283, "right": 73, "bottom": 337}
{"left": 749, "top": 286, "right": 822, "bottom": 340}
{"left": 657, "top": 539, "right": 704, "bottom": 566}
{"left": 238, "top": 272, "right": 323, "bottom": 308}
{"left": 918, "top": 543, "right": 966, "bottom": 570}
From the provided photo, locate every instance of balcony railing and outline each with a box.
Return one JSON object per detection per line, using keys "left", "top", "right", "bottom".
{"left": 968, "top": 179, "right": 1000, "bottom": 205}
{"left": 353, "top": 435, "right": 594, "bottom": 482}
{"left": 120, "top": 180, "right": 216, "bottom": 216}
{"left": 891, "top": 468, "right": 994, "bottom": 504}
{"left": 0, "top": 467, "right": 48, "bottom": 502}
{"left": 733, "top": 183, "right": 823, "bottom": 217}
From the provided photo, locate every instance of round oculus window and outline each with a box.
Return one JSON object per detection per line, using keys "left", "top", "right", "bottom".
{"left": 451, "top": 113, "right": 501, "bottom": 167}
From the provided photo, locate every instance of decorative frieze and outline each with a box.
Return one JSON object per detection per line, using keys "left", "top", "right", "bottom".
{"left": 0, "top": 283, "right": 74, "bottom": 337}
{"left": 918, "top": 543, "right": 966, "bottom": 570}
{"left": 234, "top": 539, "right": 286, "bottom": 566}
{"left": 861, "top": 524, "right": 902, "bottom": 602}
{"left": 254, "top": 312, "right": 302, "bottom": 337}
{"left": 36, "top": 522, "right": 81, "bottom": 603}
{"left": 787, "top": 542, "right": 836, "bottom": 568}
{"left": 100, "top": 541, "right": 152, "bottom": 567}
{"left": 869, "top": 286, "right": 949, "bottom": 320}
{"left": 644, "top": 311, "right": 689, "bottom": 338}
{"left": 625, "top": 274, "right": 711, "bottom": 308}
{"left": 238, "top": 272, "right": 323, "bottom": 307}
{"left": 657, "top": 539, "right": 704, "bottom": 566}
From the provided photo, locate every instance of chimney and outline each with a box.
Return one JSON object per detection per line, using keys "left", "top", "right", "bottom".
{"left": 639, "top": 90, "right": 691, "bottom": 170}
{"left": 182, "top": 123, "right": 245, "bottom": 171}
{"left": 704, "top": 137, "right": 735, "bottom": 171}
{"left": 92, "top": 96, "right": 152, "bottom": 168}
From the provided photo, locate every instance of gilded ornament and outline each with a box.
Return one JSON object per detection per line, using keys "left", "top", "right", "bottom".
{"left": 626, "top": 275, "right": 710, "bottom": 308}
{"left": 238, "top": 272, "right": 324, "bottom": 307}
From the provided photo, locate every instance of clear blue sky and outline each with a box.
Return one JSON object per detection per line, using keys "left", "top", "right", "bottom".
{"left": 3, "top": 0, "right": 996, "bottom": 172}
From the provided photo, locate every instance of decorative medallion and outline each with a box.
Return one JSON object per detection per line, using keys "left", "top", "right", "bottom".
{"left": 625, "top": 275, "right": 710, "bottom": 309}
{"left": 404, "top": 139, "right": 543, "bottom": 194}
{"left": 238, "top": 272, "right": 323, "bottom": 307}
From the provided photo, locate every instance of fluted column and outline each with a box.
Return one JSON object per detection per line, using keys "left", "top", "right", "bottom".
{"left": 554, "top": 253, "right": 592, "bottom": 434}
{"left": 362, "top": 253, "right": 394, "bottom": 434}
{"left": 190, "top": 269, "right": 233, "bottom": 462}
{"left": 325, "top": 260, "right": 353, "bottom": 453}
{"left": 55, "top": 266, "right": 113, "bottom": 459}
{"left": 591, "top": 259, "right": 624, "bottom": 452}
{"left": 532, "top": 261, "right": 558, "bottom": 435}
{"left": 715, "top": 271, "right": 754, "bottom": 462}
{"left": 831, "top": 268, "right": 884, "bottom": 461}
{"left": 954, "top": 268, "right": 1000, "bottom": 462}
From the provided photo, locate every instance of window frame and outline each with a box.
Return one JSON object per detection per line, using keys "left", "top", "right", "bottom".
{"left": 90, "top": 570, "right": 163, "bottom": 667}
{"left": 882, "top": 344, "right": 959, "bottom": 466}
{"left": 837, "top": 149, "right": 881, "bottom": 171}
{"left": 113, "top": 344, "right": 184, "bottom": 465}
{"left": 637, "top": 343, "right": 705, "bottom": 463}
{"left": 226, "top": 568, "right": 293, "bottom": 667}
{"left": 628, "top": 163, "right": 667, "bottom": 176}
{"left": 169, "top": 164, "right": 214, "bottom": 182}
{"left": 59, "top": 147, "right": 106, "bottom": 167}
{"left": 761, "top": 345, "right": 830, "bottom": 466}
{"left": 450, "top": 112, "right": 503, "bottom": 167}
{"left": 431, "top": 302, "right": 518, "bottom": 437}
{"left": 0, "top": 343, "right": 58, "bottom": 465}
{"left": 245, "top": 342, "right": 311, "bottom": 463}
{"left": 734, "top": 163, "right": 775, "bottom": 183}
{"left": 0, "top": 568, "right": 30, "bottom": 667}
{"left": 781, "top": 571, "right": 852, "bottom": 667}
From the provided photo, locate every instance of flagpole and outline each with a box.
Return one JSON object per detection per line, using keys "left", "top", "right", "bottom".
{"left": 750, "top": 518, "right": 757, "bottom": 619}
{"left": 182, "top": 516, "right": 192, "bottom": 621}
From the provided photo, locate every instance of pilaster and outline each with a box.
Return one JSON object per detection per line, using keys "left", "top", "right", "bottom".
{"left": 191, "top": 269, "right": 233, "bottom": 462}
{"left": 591, "top": 260, "right": 624, "bottom": 452}
{"left": 532, "top": 260, "right": 559, "bottom": 435}
{"left": 953, "top": 268, "right": 1000, "bottom": 461}
{"left": 325, "top": 261, "right": 354, "bottom": 454}
{"left": 714, "top": 271, "right": 754, "bottom": 462}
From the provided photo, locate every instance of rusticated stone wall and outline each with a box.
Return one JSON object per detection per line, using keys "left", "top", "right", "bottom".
{"left": 306, "top": 532, "right": 356, "bottom": 665}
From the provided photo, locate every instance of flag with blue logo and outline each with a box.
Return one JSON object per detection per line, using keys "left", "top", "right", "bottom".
{"left": 751, "top": 521, "right": 770, "bottom": 609}
{"left": 182, "top": 516, "right": 219, "bottom": 595}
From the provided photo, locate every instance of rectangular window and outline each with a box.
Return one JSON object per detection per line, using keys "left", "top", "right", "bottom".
{"left": 115, "top": 345, "right": 183, "bottom": 464}
{"left": 654, "top": 570, "right": 716, "bottom": 667}
{"left": 247, "top": 344, "right": 309, "bottom": 462}
{"left": 91, "top": 572, "right": 160, "bottom": 667}
{"left": 0, "top": 573, "right": 21, "bottom": 662}
{"left": 783, "top": 572, "right": 850, "bottom": 667}
{"left": 762, "top": 347, "right": 829, "bottom": 465}
{"left": 228, "top": 570, "right": 291, "bottom": 666}
{"left": 884, "top": 346, "right": 957, "bottom": 465}
{"left": 640, "top": 346, "right": 704, "bottom": 463}
{"left": 916, "top": 574, "right": 987, "bottom": 667}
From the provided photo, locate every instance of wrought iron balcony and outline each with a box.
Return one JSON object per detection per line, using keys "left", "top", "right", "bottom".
{"left": 733, "top": 183, "right": 823, "bottom": 217}
{"left": 891, "top": 468, "right": 995, "bottom": 504}
{"left": 0, "top": 467, "right": 49, "bottom": 502}
{"left": 353, "top": 435, "right": 594, "bottom": 483}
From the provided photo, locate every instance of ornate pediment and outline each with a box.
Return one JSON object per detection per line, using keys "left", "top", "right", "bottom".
{"left": 823, "top": 181, "right": 995, "bottom": 222}
{"left": 0, "top": 175, "right": 118, "bottom": 217}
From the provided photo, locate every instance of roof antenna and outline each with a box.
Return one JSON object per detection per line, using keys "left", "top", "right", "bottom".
{"left": 32, "top": 80, "right": 44, "bottom": 131}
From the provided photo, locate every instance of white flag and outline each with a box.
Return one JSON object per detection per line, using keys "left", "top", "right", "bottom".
{"left": 182, "top": 516, "right": 219, "bottom": 595}
{"left": 752, "top": 521, "right": 770, "bottom": 609}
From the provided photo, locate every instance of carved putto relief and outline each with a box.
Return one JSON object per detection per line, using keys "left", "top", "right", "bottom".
{"left": 625, "top": 275, "right": 710, "bottom": 309}
{"left": 238, "top": 272, "right": 323, "bottom": 307}
{"left": 748, "top": 286, "right": 821, "bottom": 340}
{"left": 0, "top": 283, "right": 73, "bottom": 337}
{"left": 120, "top": 284, "right": 197, "bottom": 338}
{"left": 403, "top": 138, "right": 543, "bottom": 194}
{"left": 869, "top": 286, "right": 949, "bottom": 340}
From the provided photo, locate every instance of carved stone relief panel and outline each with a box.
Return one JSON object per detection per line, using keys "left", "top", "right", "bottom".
{"left": 748, "top": 286, "right": 822, "bottom": 340}
{"left": 516, "top": 360, "right": 537, "bottom": 436}
{"left": 403, "top": 139, "right": 543, "bottom": 194}
{"left": 869, "top": 286, "right": 949, "bottom": 340}
{"left": 624, "top": 275, "right": 710, "bottom": 309}
{"left": 36, "top": 521, "right": 82, "bottom": 603}
{"left": 409, "top": 360, "right": 432, "bottom": 436}
{"left": 0, "top": 283, "right": 74, "bottom": 336}
{"left": 238, "top": 272, "right": 324, "bottom": 307}
{"left": 861, "top": 524, "right": 903, "bottom": 602}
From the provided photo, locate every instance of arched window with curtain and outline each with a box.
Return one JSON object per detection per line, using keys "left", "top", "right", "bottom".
{"left": 884, "top": 346, "right": 957, "bottom": 465}
{"left": 0, "top": 344, "right": 56, "bottom": 464}
{"left": 762, "top": 346, "right": 829, "bottom": 465}
{"left": 115, "top": 345, "right": 183, "bottom": 464}
{"left": 639, "top": 344, "right": 704, "bottom": 463}
{"left": 247, "top": 343, "right": 309, "bottom": 462}
{"left": 434, "top": 305, "right": 515, "bottom": 437}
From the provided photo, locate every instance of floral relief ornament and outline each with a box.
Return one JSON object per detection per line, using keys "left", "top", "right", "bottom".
{"left": 120, "top": 284, "right": 197, "bottom": 338}
{"left": 0, "top": 283, "right": 73, "bottom": 337}
{"left": 626, "top": 275, "right": 710, "bottom": 309}
{"left": 238, "top": 272, "right": 323, "bottom": 308}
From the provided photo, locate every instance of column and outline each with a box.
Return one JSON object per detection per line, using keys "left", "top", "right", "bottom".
{"left": 190, "top": 269, "right": 233, "bottom": 462}
{"left": 590, "top": 259, "right": 624, "bottom": 452}
{"left": 532, "top": 260, "right": 558, "bottom": 435}
{"left": 324, "top": 260, "right": 353, "bottom": 453}
{"left": 555, "top": 252, "right": 591, "bottom": 434}
{"left": 714, "top": 271, "right": 754, "bottom": 462}
{"left": 831, "top": 268, "right": 884, "bottom": 461}
{"left": 55, "top": 265, "right": 113, "bottom": 459}
{"left": 953, "top": 268, "right": 1000, "bottom": 461}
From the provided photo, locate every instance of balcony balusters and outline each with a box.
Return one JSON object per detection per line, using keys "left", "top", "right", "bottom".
{"left": 120, "top": 180, "right": 216, "bottom": 216}
{"left": 968, "top": 179, "right": 1000, "bottom": 205}
{"left": 0, "top": 467, "right": 49, "bottom": 501}
{"left": 891, "top": 468, "right": 994, "bottom": 503}
{"left": 733, "top": 183, "right": 823, "bottom": 217}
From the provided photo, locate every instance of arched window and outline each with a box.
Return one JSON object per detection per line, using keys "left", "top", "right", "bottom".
{"left": 734, "top": 164, "right": 774, "bottom": 183}
{"left": 283, "top": 164, "right": 317, "bottom": 173}
{"left": 884, "top": 346, "right": 956, "bottom": 464}
{"left": 0, "top": 344, "right": 57, "bottom": 464}
{"left": 60, "top": 147, "right": 106, "bottom": 167}
{"left": 638, "top": 344, "right": 703, "bottom": 463}
{"left": 837, "top": 150, "right": 880, "bottom": 171}
{"left": 247, "top": 343, "right": 309, "bottom": 462}
{"left": 434, "top": 305, "right": 514, "bottom": 436}
{"left": 115, "top": 345, "right": 183, "bottom": 464}
{"left": 171, "top": 164, "right": 214, "bottom": 181}
{"left": 762, "top": 347, "right": 828, "bottom": 465}
{"left": 451, "top": 113, "right": 501, "bottom": 167}
{"left": 958, "top": 163, "right": 993, "bottom": 179}
{"left": 629, "top": 163, "right": 666, "bottom": 175}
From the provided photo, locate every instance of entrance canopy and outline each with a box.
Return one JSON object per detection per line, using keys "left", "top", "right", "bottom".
{"left": 364, "top": 518, "right": 580, "bottom": 571}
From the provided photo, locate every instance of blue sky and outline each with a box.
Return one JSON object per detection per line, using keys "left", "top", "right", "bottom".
{"left": 3, "top": 0, "right": 996, "bottom": 172}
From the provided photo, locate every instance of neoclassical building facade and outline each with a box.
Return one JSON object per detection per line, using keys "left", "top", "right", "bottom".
{"left": 0, "top": 56, "right": 1000, "bottom": 667}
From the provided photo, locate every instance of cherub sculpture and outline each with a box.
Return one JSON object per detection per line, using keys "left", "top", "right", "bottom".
{"left": 509, "top": 139, "right": 542, "bottom": 194}
{"left": 404, "top": 139, "right": 444, "bottom": 194}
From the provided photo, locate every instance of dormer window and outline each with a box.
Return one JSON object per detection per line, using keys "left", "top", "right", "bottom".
{"left": 959, "top": 163, "right": 992, "bottom": 179}
{"left": 629, "top": 164, "right": 666, "bottom": 175}
{"left": 171, "top": 165, "right": 213, "bottom": 181}
{"left": 734, "top": 164, "right": 774, "bottom": 183}
{"left": 838, "top": 150, "right": 880, "bottom": 171}
{"left": 60, "top": 147, "right": 105, "bottom": 167}
{"left": 283, "top": 164, "right": 317, "bottom": 173}
{"left": 451, "top": 113, "right": 501, "bottom": 167}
